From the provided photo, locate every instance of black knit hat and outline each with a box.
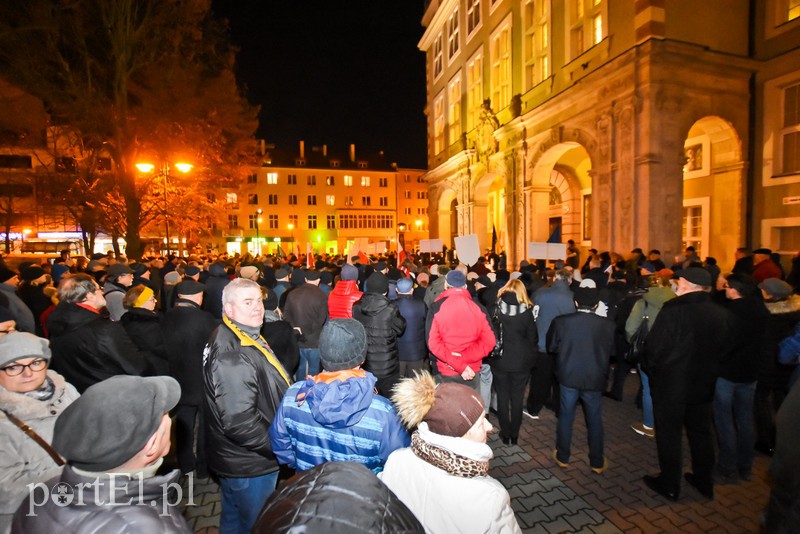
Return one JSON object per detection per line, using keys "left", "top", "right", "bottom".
{"left": 366, "top": 272, "right": 389, "bottom": 294}
{"left": 319, "top": 319, "right": 367, "bottom": 371}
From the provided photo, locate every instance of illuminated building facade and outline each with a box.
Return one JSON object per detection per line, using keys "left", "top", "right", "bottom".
{"left": 420, "top": 0, "right": 800, "bottom": 269}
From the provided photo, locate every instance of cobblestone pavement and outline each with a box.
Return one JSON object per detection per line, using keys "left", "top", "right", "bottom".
{"left": 180, "top": 372, "right": 771, "bottom": 533}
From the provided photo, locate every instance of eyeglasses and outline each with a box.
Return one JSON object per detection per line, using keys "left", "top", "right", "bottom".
{"left": 0, "top": 358, "right": 48, "bottom": 376}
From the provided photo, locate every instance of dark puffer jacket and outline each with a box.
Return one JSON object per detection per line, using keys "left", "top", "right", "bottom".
{"left": 491, "top": 293, "right": 538, "bottom": 373}
{"left": 352, "top": 293, "right": 406, "bottom": 379}
{"left": 203, "top": 262, "right": 231, "bottom": 318}
{"left": 253, "top": 461, "right": 423, "bottom": 533}
{"left": 12, "top": 466, "right": 191, "bottom": 533}
{"left": 203, "top": 318, "right": 292, "bottom": 477}
{"left": 46, "top": 303, "right": 161, "bottom": 393}
{"left": 395, "top": 294, "right": 427, "bottom": 362}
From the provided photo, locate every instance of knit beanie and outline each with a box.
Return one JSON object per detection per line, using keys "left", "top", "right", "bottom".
{"left": 319, "top": 319, "right": 367, "bottom": 371}
{"left": 366, "top": 272, "right": 389, "bottom": 294}
{"left": 341, "top": 264, "right": 359, "bottom": 281}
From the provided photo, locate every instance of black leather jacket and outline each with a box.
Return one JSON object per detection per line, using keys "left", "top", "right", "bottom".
{"left": 12, "top": 466, "right": 191, "bottom": 533}
{"left": 203, "top": 317, "right": 292, "bottom": 478}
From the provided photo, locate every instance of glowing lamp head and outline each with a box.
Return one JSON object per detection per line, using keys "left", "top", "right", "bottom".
{"left": 174, "top": 163, "right": 193, "bottom": 173}
{"left": 135, "top": 163, "right": 155, "bottom": 173}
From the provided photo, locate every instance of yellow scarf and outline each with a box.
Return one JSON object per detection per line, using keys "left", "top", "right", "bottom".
{"left": 222, "top": 315, "right": 291, "bottom": 386}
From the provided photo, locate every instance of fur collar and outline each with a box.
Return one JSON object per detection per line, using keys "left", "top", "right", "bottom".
{"left": 765, "top": 294, "right": 800, "bottom": 315}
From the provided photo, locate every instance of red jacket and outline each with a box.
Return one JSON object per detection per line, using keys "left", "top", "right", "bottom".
{"left": 752, "top": 259, "right": 783, "bottom": 283}
{"left": 427, "top": 287, "right": 496, "bottom": 376}
{"left": 327, "top": 280, "right": 364, "bottom": 319}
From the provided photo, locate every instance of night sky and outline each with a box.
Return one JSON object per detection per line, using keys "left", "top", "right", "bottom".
{"left": 211, "top": 1, "right": 428, "bottom": 169}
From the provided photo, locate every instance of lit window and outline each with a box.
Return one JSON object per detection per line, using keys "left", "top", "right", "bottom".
{"left": 268, "top": 194, "right": 278, "bottom": 205}
{"left": 467, "top": 0, "right": 482, "bottom": 36}
{"left": 466, "top": 51, "right": 483, "bottom": 132}
{"left": 362, "top": 196, "right": 371, "bottom": 206}
{"left": 782, "top": 83, "right": 800, "bottom": 174}
{"left": 266, "top": 172, "right": 278, "bottom": 184}
{"left": 326, "top": 195, "right": 335, "bottom": 206}
{"left": 569, "top": 0, "right": 605, "bottom": 59}
{"left": 344, "top": 175, "right": 353, "bottom": 186}
{"left": 308, "top": 195, "right": 317, "bottom": 205}
{"left": 434, "top": 92, "right": 445, "bottom": 154}
{"left": 326, "top": 175, "right": 335, "bottom": 185}
{"left": 490, "top": 19, "right": 512, "bottom": 111}
{"left": 433, "top": 33, "right": 444, "bottom": 80}
{"left": 307, "top": 175, "right": 316, "bottom": 186}
{"left": 289, "top": 195, "right": 297, "bottom": 205}
{"left": 524, "top": 0, "right": 550, "bottom": 89}
{"left": 288, "top": 174, "right": 297, "bottom": 185}
{"left": 226, "top": 193, "right": 237, "bottom": 204}
{"left": 361, "top": 176, "right": 370, "bottom": 186}
{"left": 269, "top": 214, "right": 278, "bottom": 229}
{"left": 791, "top": 0, "right": 800, "bottom": 21}
{"left": 448, "top": 73, "right": 462, "bottom": 144}
{"left": 448, "top": 9, "right": 460, "bottom": 60}
{"left": 308, "top": 215, "right": 317, "bottom": 229}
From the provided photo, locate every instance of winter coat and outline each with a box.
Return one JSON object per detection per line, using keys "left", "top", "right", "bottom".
{"left": 119, "top": 308, "right": 168, "bottom": 365}
{"left": 761, "top": 295, "right": 800, "bottom": 389}
{"left": 161, "top": 301, "right": 219, "bottom": 407}
{"left": 427, "top": 287, "right": 496, "bottom": 376}
{"left": 12, "top": 466, "right": 191, "bottom": 534}
{"left": 268, "top": 370, "right": 409, "bottom": 473}
{"left": 395, "top": 295, "right": 427, "bottom": 362}
{"left": 327, "top": 280, "right": 363, "bottom": 319}
{"left": 46, "top": 303, "right": 162, "bottom": 393}
{"left": 720, "top": 296, "right": 770, "bottom": 383}
{"left": 490, "top": 294, "right": 537, "bottom": 373}
{"left": 533, "top": 281, "right": 576, "bottom": 352}
{"left": 101, "top": 280, "right": 127, "bottom": 322}
{"left": 353, "top": 293, "right": 406, "bottom": 379}
{"left": 624, "top": 286, "right": 675, "bottom": 342}
{"left": 203, "top": 262, "right": 230, "bottom": 318}
{"left": 253, "top": 462, "right": 424, "bottom": 533}
{"left": 283, "top": 284, "right": 328, "bottom": 348}
{"left": 423, "top": 276, "right": 446, "bottom": 309}
{"left": 203, "top": 316, "right": 292, "bottom": 478}
{"left": 260, "top": 310, "right": 300, "bottom": 377}
{"left": 753, "top": 259, "right": 783, "bottom": 283}
{"left": 0, "top": 284, "right": 34, "bottom": 334}
{"left": 641, "top": 291, "right": 733, "bottom": 404}
{"left": 379, "top": 424, "right": 521, "bottom": 534}
{"left": 0, "top": 371, "right": 79, "bottom": 533}
{"left": 548, "top": 311, "right": 616, "bottom": 391}
{"left": 16, "top": 284, "right": 51, "bottom": 337}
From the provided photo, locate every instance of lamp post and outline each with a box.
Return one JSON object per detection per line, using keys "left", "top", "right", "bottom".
{"left": 397, "top": 222, "right": 407, "bottom": 252}
{"left": 255, "top": 208, "right": 262, "bottom": 254}
{"left": 288, "top": 223, "right": 295, "bottom": 254}
{"left": 135, "top": 161, "right": 192, "bottom": 256}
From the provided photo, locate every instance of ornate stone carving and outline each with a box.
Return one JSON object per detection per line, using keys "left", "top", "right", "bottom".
{"left": 474, "top": 99, "right": 500, "bottom": 163}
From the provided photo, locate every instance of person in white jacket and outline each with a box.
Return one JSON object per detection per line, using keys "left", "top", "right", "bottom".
{"left": 380, "top": 371, "right": 521, "bottom": 534}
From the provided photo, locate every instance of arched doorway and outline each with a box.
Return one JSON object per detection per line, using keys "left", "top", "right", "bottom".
{"left": 530, "top": 142, "right": 592, "bottom": 248}
{"left": 436, "top": 188, "right": 457, "bottom": 249}
{"left": 681, "top": 116, "right": 744, "bottom": 269}
{"left": 473, "top": 173, "right": 505, "bottom": 254}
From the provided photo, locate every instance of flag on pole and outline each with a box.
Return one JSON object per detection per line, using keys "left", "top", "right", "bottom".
{"left": 306, "top": 243, "right": 313, "bottom": 269}
{"left": 491, "top": 225, "right": 498, "bottom": 254}
{"left": 398, "top": 241, "right": 410, "bottom": 277}
{"left": 358, "top": 251, "right": 370, "bottom": 265}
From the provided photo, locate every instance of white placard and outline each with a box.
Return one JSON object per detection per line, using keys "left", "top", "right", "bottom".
{"left": 419, "top": 239, "right": 443, "bottom": 253}
{"left": 454, "top": 234, "right": 481, "bottom": 266}
{"left": 527, "top": 242, "right": 568, "bottom": 261}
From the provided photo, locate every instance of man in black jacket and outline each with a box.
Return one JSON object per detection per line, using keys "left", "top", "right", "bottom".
{"left": 203, "top": 278, "right": 292, "bottom": 534}
{"left": 283, "top": 269, "right": 328, "bottom": 381}
{"left": 47, "top": 273, "right": 161, "bottom": 393}
{"left": 162, "top": 279, "right": 219, "bottom": 477}
{"left": 548, "top": 287, "right": 615, "bottom": 474}
{"left": 353, "top": 272, "right": 406, "bottom": 397}
{"left": 641, "top": 268, "right": 733, "bottom": 501}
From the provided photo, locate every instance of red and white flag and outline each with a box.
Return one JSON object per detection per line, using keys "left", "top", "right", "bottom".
{"left": 358, "top": 251, "right": 370, "bottom": 265}
{"left": 306, "top": 243, "right": 313, "bottom": 269}
{"left": 398, "top": 242, "right": 410, "bottom": 277}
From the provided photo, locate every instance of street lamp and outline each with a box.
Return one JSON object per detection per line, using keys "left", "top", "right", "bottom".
{"left": 135, "top": 161, "right": 193, "bottom": 256}
{"left": 288, "top": 223, "right": 294, "bottom": 254}
{"left": 397, "top": 222, "right": 407, "bottom": 251}
{"left": 255, "top": 208, "right": 262, "bottom": 254}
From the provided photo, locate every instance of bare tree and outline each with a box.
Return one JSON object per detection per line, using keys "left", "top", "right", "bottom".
{"left": 0, "top": 0, "right": 258, "bottom": 258}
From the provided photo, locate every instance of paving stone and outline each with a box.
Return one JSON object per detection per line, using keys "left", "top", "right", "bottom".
{"left": 540, "top": 501, "right": 570, "bottom": 521}
{"left": 565, "top": 510, "right": 601, "bottom": 530}
{"left": 518, "top": 506, "right": 550, "bottom": 528}
{"left": 542, "top": 517, "right": 575, "bottom": 534}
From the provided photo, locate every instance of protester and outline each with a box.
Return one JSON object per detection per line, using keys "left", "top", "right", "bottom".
{"left": 119, "top": 285, "right": 168, "bottom": 364}
{"left": 269, "top": 319, "right": 409, "bottom": 473}
{"left": 0, "top": 268, "right": 34, "bottom": 334}
{"left": 490, "top": 279, "right": 537, "bottom": 445}
{"left": 16, "top": 267, "right": 51, "bottom": 337}
{"left": 283, "top": 269, "right": 328, "bottom": 381}
{"left": 548, "top": 287, "right": 615, "bottom": 473}
{"left": 204, "top": 278, "right": 292, "bottom": 534}
{"left": 260, "top": 288, "right": 299, "bottom": 378}
{"left": 0, "top": 333, "right": 78, "bottom": 533}
{"left": 327, "top": 264, "right": 362, "bottom": 319}
{"left": 395, "top": 277, "right": 428, "bottom": 377}
{"left": 380, "top": 372, "right": 521, "bottom": 533}
{"left": 102, "top": 263, "right": 135, "bottom": 321}
{"left": 12, "top": 375, "right": 190, "bottom": 533}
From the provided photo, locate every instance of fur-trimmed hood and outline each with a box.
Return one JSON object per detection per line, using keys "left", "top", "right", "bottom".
{"left": 765, "top": 294, "right": 800, "bottom": 315}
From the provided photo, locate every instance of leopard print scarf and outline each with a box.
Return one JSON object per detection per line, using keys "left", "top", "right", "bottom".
{"left": 411, "top": 431, "right": 489, "bottom": 478}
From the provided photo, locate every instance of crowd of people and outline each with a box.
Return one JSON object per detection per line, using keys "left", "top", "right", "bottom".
{"left": 0, "top": 244, "right": 798, "bottom": 533}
